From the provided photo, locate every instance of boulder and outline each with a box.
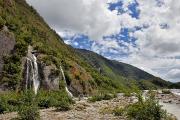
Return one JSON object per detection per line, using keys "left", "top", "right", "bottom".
{"left": 40, "top": 64, "right": 60, "bottom": 90}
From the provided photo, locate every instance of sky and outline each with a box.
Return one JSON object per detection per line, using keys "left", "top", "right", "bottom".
{"left": 26, "top": 0, "right": 180, "bottom": 83}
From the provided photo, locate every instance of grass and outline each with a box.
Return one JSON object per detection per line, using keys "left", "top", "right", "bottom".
{"left": 113, "top": 107, "right": 125, "bottom": 116}
{"left": 162, "top": 89, "right": 171, "bottom": 94}
{"left": 88, "top": 93, "right": 116, "bottom": 102}
{"left": 0, "top": 90, "right": 74, "bottom": 115}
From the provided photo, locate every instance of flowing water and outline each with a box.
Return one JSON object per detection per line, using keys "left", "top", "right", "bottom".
{"left": 25, "top": 53, "right": 40, "bottom": 94}
{"left": 60, "top": 65, "right": 73, "bottom": 97}
{"left": 160, "top": 89, "right": 180, "bottom": 120}
{"left": 25, "top": 58, "right": 30, "bottom": 90}
{"left": 143, "top": 90, "right": 180, "bottom": 119}
{"left": 171, "top": 89, "right": 180, "bottom": 96}
{"left": 159, "top": 101, "right": 180, "bottom": 120}
{"left": 32, "top": 54, "right": 40, "bottom": 95}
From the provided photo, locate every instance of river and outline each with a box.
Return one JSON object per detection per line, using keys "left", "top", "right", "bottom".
{"left": 159, "top": 89, "right": 180, "bottom": 120}
{"left": 159, "top": 101, "right": 180, "bottom": 120}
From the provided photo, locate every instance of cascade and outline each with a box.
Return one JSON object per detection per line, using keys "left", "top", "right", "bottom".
{"left": 60, "top": 65, "right": 73, "bottom": 97}
{"left": 25, "top": 51, "right": 40, "bottom": 94}
{"left": 32, "top": 54, "right": 40, "bottom": 94}
{"left": 25, "top": 58, "right": 30, "bottom": 90}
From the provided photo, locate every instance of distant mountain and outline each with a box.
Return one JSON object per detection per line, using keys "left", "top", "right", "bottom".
{"left": 169, "top": 82, "right": 180, "bottom": 88}
{"left": 76, "top": 49, "right": 175, "bottom": 89}
{"left": 0, "top": 0, "right": 179, "bottom": 96}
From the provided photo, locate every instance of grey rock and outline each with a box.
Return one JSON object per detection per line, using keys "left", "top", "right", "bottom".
{"left": 0, "top": 26, "right": 15, "bottom": 91}
{"left": 40, "top": 64, "right": 60, "bottom": 90}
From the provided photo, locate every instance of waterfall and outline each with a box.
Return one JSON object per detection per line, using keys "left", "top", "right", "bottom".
{"left": 60, "top": 66, "right": 73, "bottom": 97}
{"left": 25, "top": 52, "right": 40, "bottom": 94}
{"left": 32, "top": 54, "right": 40, "bottom": 95}
{"left": 25, "top": 58, "right": 30, "bottom": 90}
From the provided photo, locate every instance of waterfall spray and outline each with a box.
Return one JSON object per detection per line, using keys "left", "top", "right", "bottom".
{"left": 60, "top": 65, "right": 73, "bottom": 97}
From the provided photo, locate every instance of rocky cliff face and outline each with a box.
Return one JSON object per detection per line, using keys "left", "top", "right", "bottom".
{"left": 67, "top": 62, "right": 95, "bottom": 96}
{"left": 39, "top": 64, "right": 60, "bottom": 91}
{"left": 21, "top": 46, "right": 94, "bottom": 96}
{"left": 0, "top": 26, "right": 15, "bottom": 90}
{"left": 22, "top": 46, "right": 61, "bottom": 93}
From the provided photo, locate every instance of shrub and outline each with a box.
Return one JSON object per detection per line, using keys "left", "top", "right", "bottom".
{"left": 18, "top": 105, "right": 40, "bottom": 120}
{"left": 18, "top": 90, "right": 40, "bottom": 120}
{"left": 126, "top": 93, "right": 168, "bottom": 120}
{"left": 0, "top": 92, "right": 20, "bottom": 113}
{"left": 123, "top": 92, "right": 132, "bottom": 97}
{"left": 36, "top": 91, "right": 73, "bottom": 111}
{"left": 0, "top": 16, "right": 5, "bottom": 28}
{"left": 55, "top": 101, "right": 71, "bottom": 111}
{"left": 113, "top": 107, "right": 125, "bottom": 116}
{"left": 0, "top": 98, "right": 7, "bottom": 114}
{"left": 18, "top": 90, "right": 36, "bottom": 106}
{"left": 36, "top": 90, "right": 74, "bottom": 109}
{"left": 38, "top": 98, "right": 51, "bottom": 109}
{"left": 162, "top": 89, "right": 171, "bottom": 94}
{"left": 88, "top": 93, "right": 116, "bottom": 102}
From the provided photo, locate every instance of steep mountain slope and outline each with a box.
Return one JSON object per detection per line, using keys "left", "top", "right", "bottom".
{"left": 0, "top": 0, "right": 124, "bottom": 95}
{"left": 76, "top": 49, "right": 174, "bottom": 89}
{"left": 0, "top": 0, "right": 178, "bottom": 96}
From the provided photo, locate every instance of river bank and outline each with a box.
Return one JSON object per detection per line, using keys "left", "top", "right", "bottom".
{"left": 156, "top": 89, "right": 180, "bottom": 120}
{"left": 0, "top": 95, "right": 133, "bottom": 120}
{"left": 0, "top": 90, "right": 179, "bottom": 120}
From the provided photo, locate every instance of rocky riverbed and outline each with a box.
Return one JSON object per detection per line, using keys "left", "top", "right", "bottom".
{"left": 0, "top": 91, "right": 179, "bottom": 120}
{"left": 0, "top": 95, "right": 134, "bottom": 120}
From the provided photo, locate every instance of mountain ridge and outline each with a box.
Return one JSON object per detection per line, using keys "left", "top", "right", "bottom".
{"left": 76, "top": 49, "right": 174, "bottom": 89}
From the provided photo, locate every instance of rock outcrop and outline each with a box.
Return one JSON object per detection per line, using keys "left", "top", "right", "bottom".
{"left": 0, "top": 26, "right": 15, "bottom": 90}
{"left": 67, "top": 62, "right": 95, "bottom": 96}
{"left": 39, "top": 64, "right": 60, "bottom": 91}
{"left": 22, "top": 46, "right": 61, "bottom": 93}
{"left": 0, "top": 26, "right": 15, "bottom": 76}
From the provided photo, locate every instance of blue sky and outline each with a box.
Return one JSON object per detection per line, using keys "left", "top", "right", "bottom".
{"left": 62, "top": 1, "right": 140, "bottom": 59}
{"left": 27, "top": 0, "right": 180, "bottom": 82}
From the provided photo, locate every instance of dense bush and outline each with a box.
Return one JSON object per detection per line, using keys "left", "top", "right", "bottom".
{"left": 38, "top": 98, "right": 51, "bottom": 109}
{"left": 18, "top": 105, "right": 40, "bottom": 120}
{"left": 36, "top": 90, "right": 74, "bottom": 109}
{"left": 17, "top": 90, "right": 40, "bottom": 120}
{"left": 125, "top": 93, "right": 168, "bottom": 120}
{"left": 0, "top": 98, "right": 7, "bottom": 114}
{"left": 112, "top": 93, "right": 171, "bottom": 120}
{"left": 0, "top": 92, "right": 20, "bottom": 113}
{"left": 55, "top": 101, "right": 71, "bottom": 111}
{"left": 126, "top": 100, "right": 166, "bottom": 120}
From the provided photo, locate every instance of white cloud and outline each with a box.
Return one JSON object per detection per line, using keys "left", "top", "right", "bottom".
{"left": 26, "top": 0, "right": 124, "bottom": 40}
{"left": 166, "top": 69, "right": 180, "bottom": 82}
{"left": 118, "top": 0, "right": 180, "bottom": 82}
{"left": 134, "top": 0, "right": 180, "bottom": 57}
